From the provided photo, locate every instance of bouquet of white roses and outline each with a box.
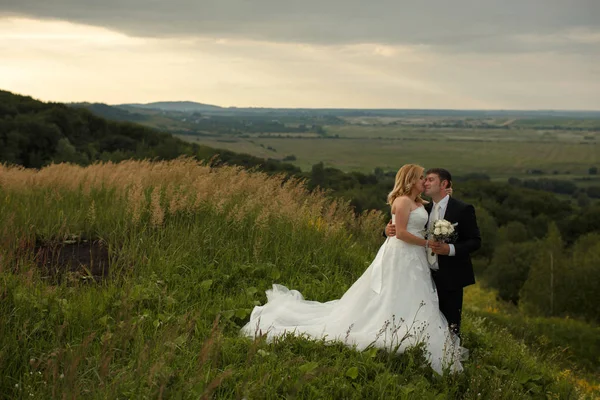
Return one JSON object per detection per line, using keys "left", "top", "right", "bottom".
{"left": 426, "top": 219, "right": 458, "bottom": 256}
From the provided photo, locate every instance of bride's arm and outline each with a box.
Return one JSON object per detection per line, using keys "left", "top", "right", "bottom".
{"left": 393, "top": 197, "right": 429, "bottom": 247}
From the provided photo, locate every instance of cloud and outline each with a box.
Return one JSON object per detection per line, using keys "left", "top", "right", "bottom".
{"left": 1, "top": 0, "right": 599, "bottom": 54}
{"left": 0, "top": 15, "right": 598, "bottom": 110}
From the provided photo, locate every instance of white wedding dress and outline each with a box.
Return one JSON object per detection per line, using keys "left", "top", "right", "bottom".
{"left": 240, "top": 206, "right": 463, "bottom": 374}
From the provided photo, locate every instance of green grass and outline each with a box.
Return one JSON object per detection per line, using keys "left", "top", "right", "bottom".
{"left": 0, "top": 160, "right": 598, "bottom": 399}
{"left": 464, "top": 285, "right": 600, "bottom": 379}
{"left": 181, "top": 134, "right": 598, "bottom": 179}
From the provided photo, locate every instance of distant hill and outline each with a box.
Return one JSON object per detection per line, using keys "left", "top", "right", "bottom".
{"left": 116, "top": 101, "right": 600, "bottom": 119}
{"left": 71, "top": 102, "right": 148, "bottom": 122}
{"left": 119, "top": 101, "right": 224, "bottom": 113}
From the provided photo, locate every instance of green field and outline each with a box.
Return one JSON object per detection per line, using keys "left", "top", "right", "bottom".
{"left": 1, "top": 160, "right": 598, "bottom": 398}
{"left": 177, "top": 124, "right": 599, "bottom": 178}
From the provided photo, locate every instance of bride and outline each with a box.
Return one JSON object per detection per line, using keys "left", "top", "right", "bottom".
{"left": 240, "top": 164, "right": 463, "bottom": 374}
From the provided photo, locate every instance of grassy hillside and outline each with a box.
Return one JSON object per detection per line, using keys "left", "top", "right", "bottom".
{"left": 0, "top": 159, "right": 597, "bottom": 399}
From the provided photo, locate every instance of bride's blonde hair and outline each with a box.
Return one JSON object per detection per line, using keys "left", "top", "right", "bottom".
{"left": 387, "top": 164, "right": 425, "bottom": 205}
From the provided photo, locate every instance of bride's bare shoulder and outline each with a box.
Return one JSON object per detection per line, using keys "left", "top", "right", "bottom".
{"left": 392, "top": 196, "right": 412, "bottom": 210}
{"left": 393, "top": 195, "right": 412, "bottom": 203}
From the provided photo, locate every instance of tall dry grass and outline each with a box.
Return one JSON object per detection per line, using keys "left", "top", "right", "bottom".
{"left": 0, "top": 158, "right": 382, "bottom": 243}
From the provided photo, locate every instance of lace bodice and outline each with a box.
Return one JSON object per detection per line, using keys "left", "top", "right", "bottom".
{"left": 391, "top": 206, "right": 428, "bottom": 237}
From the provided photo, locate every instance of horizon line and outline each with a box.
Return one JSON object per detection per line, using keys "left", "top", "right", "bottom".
{"left": 4, "top": 89, "right": 600, "bottom": 113}
{"left": 112, "top": 101, "right": 600, "bottom": 113}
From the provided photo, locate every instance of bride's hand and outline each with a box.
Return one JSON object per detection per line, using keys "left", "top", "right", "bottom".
{"left": 445, "top": 187, "right": 453, "bottom": 196}
{"left": 385, "top": 220, "right": 396, "bottom": 237}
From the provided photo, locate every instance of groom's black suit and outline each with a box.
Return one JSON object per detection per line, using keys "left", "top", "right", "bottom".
{"left": 425, "top": 197, "right": 481, "bottom": 335}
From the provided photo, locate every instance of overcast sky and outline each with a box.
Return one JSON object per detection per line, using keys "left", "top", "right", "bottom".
{"left": 1, "top": 0, "right": 599, "bottom": 109}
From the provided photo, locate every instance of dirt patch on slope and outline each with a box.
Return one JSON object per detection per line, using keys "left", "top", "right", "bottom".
{"left": 33, "top": 238, "right": 110, "bottom": 284}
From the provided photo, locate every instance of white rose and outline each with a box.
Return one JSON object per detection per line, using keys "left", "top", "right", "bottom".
{"left": 441, "top": 227, "right": 449, "bottom": 235}
{"left": 448, "top": 226, "right": 454, "bottom": 234}
{"left": 434, "top": 228, "right": 441, "bottom": 235}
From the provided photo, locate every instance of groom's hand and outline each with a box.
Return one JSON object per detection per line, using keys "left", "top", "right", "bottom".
{"left": 431, "top": 242, "right": 451, "bottom": 255}
{"left": 385, "top": 220, "right": 396, "bottom": 237}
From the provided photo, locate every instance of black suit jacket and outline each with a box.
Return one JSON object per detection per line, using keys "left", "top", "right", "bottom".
{"left": 425, "top": 197, "right": 481, "bottom": 290}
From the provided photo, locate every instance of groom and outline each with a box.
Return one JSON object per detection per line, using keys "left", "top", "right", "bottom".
{"left": 386, "top": 168, "right": 481, "bottom": 336}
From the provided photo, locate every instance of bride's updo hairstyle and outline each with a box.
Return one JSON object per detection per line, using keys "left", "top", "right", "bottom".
{"left": 387, "top": 164, "right": 425, "bottom": 206}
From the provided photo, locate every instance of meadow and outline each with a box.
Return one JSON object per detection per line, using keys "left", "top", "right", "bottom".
{"left": 1, "top": 159, "right": 598, "bottom": 399}
{"left": 177, "top": 123, "right": 600, "bottom": 180}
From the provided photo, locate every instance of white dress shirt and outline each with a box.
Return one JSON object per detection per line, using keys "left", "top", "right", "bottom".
{"left": 429, "top": 195, "right": 456, "bottom": 257}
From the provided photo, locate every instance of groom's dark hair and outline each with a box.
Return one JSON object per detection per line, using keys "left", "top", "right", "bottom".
{"left": 426, "top": 168, "right": 452, "bottom": 188}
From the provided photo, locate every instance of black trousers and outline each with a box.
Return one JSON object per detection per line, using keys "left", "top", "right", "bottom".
{"left": 436, "top": 287, "right": 464, "bottom": 337}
